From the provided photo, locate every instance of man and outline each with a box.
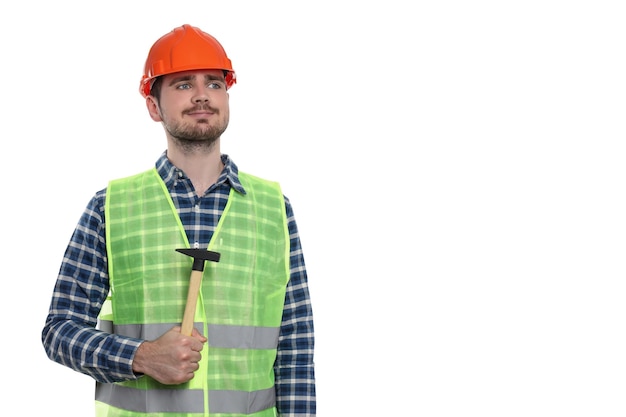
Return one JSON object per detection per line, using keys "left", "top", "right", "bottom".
{"left": 41, "top": 24, "right": 316, "bottom": 416}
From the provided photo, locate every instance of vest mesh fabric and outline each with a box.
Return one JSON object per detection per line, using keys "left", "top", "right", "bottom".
{"left": 97, "top": 168, "right": 289, "bottom": 417}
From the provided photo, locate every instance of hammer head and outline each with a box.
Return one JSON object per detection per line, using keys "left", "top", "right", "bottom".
{"left": 176, "top": 248, "right": 221, "bottom": 271}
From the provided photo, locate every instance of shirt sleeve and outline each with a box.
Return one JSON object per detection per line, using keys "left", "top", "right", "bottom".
{"left": 41, "top": 190, "right": 143, "bottom": 383}
{"left": 274, "top": 197, "right": 317, "bottom": 416}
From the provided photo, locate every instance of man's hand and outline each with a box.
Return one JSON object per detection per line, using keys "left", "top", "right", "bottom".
{"left": 132, "top": 326, "right": 207, "bottom": 385}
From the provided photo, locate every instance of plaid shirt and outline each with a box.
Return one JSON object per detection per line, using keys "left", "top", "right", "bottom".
{"left": 42, "top": 152, "right": 316, "bottom": 416}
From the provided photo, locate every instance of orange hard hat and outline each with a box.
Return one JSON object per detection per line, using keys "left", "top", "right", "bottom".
{"left": 139, "top": 24, "right": 236, "bottom": 97}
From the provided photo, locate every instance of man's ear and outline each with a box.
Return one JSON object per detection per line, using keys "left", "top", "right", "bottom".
{"left": 146, "top": 96, "right": 162, "bottom": 122}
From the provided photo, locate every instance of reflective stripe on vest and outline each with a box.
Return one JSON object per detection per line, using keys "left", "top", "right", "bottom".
{"left": 96, "top": 384, "right": 276, "bottom": 414}
{"left": 98, "top": 168, "right": 289, "bottom": 417}
{"left": 98, "top": 322, "right": 280, "bottom": 349}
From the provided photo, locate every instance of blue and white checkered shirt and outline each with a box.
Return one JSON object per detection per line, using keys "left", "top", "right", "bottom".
{"left": 42, "top": 152, "right": 316, "bottom": 416}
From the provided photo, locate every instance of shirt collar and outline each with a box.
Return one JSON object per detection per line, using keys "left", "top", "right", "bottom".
{"left": 155, "top": 151, "right": 246, "bottom": 195}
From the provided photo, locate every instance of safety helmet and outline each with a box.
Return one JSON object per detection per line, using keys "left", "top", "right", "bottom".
{"left": 139, "top": 24, "right": 236, "bottom": 97}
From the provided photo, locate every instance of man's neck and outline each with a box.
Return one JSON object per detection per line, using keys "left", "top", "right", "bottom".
{"left": 166, "top": 144, "right": 224, "bottom": 196}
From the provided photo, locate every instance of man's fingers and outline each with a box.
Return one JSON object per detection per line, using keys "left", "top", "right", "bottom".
{"left": 191, "top": 327, "right": 208, "bottom": 343}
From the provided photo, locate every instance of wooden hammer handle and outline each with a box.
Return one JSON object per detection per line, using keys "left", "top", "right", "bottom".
{"left": 181, "top": 269, "right": 203, "bottom": 335}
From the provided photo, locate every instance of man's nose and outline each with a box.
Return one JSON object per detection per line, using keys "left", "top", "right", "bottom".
{"left": 193, "top": 93, "right": 210, "bottom": 103}
{"left": 193, "top": 87, "right": 211, "bottom": 103}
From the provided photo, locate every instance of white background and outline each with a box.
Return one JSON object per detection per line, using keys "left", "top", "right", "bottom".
{"left": 2, "top": 1, "right": 626, "bottom": 415}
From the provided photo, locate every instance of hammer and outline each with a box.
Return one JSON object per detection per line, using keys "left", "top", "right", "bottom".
{"left": 176, "top": 248, "right": 221, "bottom": 335}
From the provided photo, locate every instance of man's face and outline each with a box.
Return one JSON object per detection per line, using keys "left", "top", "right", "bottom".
{"left": 150, "top": 69, "right": 230, "bottom": 147}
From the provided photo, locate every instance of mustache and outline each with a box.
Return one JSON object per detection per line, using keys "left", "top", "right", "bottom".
{"left": 183, "top": 104, "right": 218, "bottom": 114}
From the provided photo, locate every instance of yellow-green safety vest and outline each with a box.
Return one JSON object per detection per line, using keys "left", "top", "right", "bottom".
{"left": 96, "top": 168, "right": 289, "bottom": 417}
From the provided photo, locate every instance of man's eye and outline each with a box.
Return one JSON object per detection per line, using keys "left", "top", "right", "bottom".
{"left": 208, "top": 82, "right": 223, "bottom": 89}
{"left": 176, "top": 83, "right": 192, "bottom": 90}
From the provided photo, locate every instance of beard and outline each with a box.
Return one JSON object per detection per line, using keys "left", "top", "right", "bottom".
{"left": 162, "top": 106, "right": 229, "bottom": 153}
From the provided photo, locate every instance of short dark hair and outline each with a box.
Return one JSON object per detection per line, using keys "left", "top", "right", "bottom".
{"left": 149, "top": 76, "right": 163, "bottom": 102}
